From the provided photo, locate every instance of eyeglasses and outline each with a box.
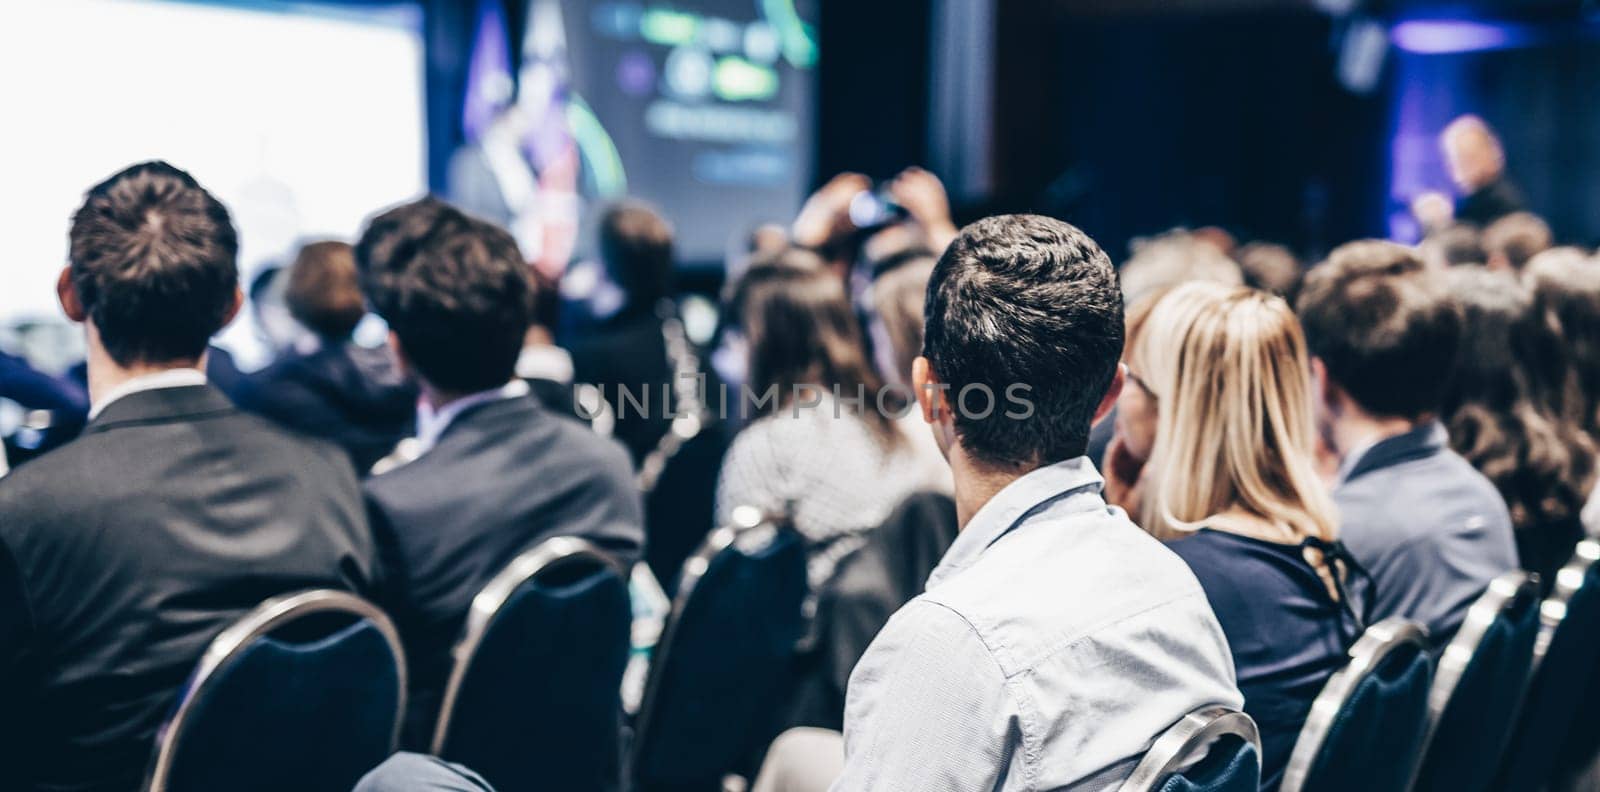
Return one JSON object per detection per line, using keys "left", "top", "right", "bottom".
{"left": 1126, "top": 369, "right": 1157, "bottom": 400}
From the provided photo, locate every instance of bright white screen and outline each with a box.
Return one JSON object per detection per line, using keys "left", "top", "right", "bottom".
{"left": 0, "top": 0, "right": 425, "bottom": 364}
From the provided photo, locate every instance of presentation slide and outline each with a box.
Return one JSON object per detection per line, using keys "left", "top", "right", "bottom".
{"left": 451, "top": 0, "right": 818, "bottom": 267}
{"left": 0, "top": 0, "right": 426, "bottom": 366}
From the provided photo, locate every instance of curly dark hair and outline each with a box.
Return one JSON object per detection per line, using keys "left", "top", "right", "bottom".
{"left": 1442, "top": 267, "right": 1596, "bottom": 580}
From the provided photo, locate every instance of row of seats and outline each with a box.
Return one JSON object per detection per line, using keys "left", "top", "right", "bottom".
{"left": 1142, "top": 538, "right": 1600, "bottom": 792}
{"left": 137, "top": 524, "right": 1600, "bottom": 792}
{"left": 140, "top": 509, "right": 807, "bottom": 792}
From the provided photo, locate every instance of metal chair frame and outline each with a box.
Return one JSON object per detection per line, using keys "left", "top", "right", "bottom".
{"left": 1119, "top": 706, "right": 1262, "bottom": 792}
{"left": 1531, "top": 540, "right": 1600, "bottom": 671}
{"left": 429, "top": 535, "right": 629, "bottom": 754}
{"left": 1281, "top": 617, "right": 1432, "bottom": 792}
{"left": 630, "top": 506, "right": 798, "bottom": 778}
{"left": 142, "top": 589, "right": 407, "bottom": 792}
{"left": 1406, "top": 571, "right": 1541, "bottom": 791}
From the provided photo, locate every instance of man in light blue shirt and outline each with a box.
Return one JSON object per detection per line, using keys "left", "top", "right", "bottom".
{"left": 828, "top": 215, "right": 1242, "bottom": 791}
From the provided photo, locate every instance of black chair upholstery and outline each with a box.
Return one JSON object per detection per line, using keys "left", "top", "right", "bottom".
{"left": 1412, "top": 571, "right": 1542, "bottom": 792}
{"left": 790, "top": 491, "right": 959, "bottom": 730}
{"left": 1495, "top": 540, "right": 1600, "bottom": 792}
{"left": 431, "top": 537, "right": 632, "bottom": 792}
{"left": 1120, "top": 707, "right": 1262, "bottom": 792}
{"left": 1281, "top": 617, "right": 1433, "bottom": 792}
{"left": 143, "top": 590, "right": 405, "bottom": 792}
{"left": 631, "top": 512, "right": 808, "bottom": 792}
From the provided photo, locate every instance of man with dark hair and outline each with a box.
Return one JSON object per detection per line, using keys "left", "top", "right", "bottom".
{"left": 819, "top": 215, "right": 1240, "bottom": 789}
{"left": 1299, "top": 239, "right": 1516, "bottom": 643}
{"left": 568, "top": 200, "right": 681, "bottom": 466}
{"left": 356, "top": 199, "right": 643, "bottom": 755}
{"left": 0, "top": 161, "right": 375, "bottom": 792}
{"left": 233, "top": 240, "right": 416, "bottom": 472}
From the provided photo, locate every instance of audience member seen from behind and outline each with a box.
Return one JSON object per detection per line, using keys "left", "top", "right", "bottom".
{"left": 716, "top": 263, "right": 949, "bottom": 588}
{"left": 1442, "top": 267, "right": 1597, "bottom": 590}
{"left": 1298, "top": 241, "right": 1516, "bottom": 644}
{"left": 1420, "top": 223, "right": 1488, "bottom": 269}
{"left": 567, "top": 201, "right": 683, "bottom": 467}
{"left": 1446, "top": 270, "right": 1593, "bottom": 585}
{"left": 818, "top": 215, "right": 1241, "bottom": 790}
{"left": 0, "top": 161, "right": 376, "bottom": 792}
{"left": 1442, "top": 115, "right": 1524, "bottom": 227}
{"left": 1126, "top": 282, "right": 1360, "bottom": 791}
{"left": 356, "top": 199, "right": 643, "bottom": 749}
{"left": 1527, "top": 250, "right": 1600, "bottom": 536}
{"left": 1117, "top": 228, "right": 1244, "bottom": 308}
{"left": 1483, "top": 211, "right": 1553, "bottom": 274}
{"left": 866, "top": 254, "right": 953, "bottom": 493}
{"left": 232, "top": 240, "right": 416, "bottom": 472}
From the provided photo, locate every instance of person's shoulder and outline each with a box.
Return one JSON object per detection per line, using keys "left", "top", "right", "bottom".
{"left": 863, "top": 596, "right": 1001, "bottom": 678}
{"left": 227, "top": 409, "right": 358, "bottom": 481}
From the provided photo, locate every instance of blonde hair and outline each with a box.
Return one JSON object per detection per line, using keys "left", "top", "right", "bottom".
{"left": 1131, "top": 282, "right": 1338, "bottom": 548}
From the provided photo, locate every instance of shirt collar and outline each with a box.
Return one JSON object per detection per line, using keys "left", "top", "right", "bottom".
{"left": 1337, "top": 421, "right": 1447, "bottom": 484}
{"left": 414, "top": 379, "right": 530, "bottom": 453}
{"left": 926, "top": 456, "right": 1106, "bottom": 590}
{"left": 88, "top": 367, "right": 208, "bottom": 420}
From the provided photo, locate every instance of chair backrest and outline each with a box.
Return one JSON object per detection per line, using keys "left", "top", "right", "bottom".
{"left": 631, "top": 509, "right": 808, "bottom": 790}
{"left": 431, "top": 536, "right": 632, "bottom": 792}
{"left": 1411, "top": 571, "right": 1542, "bottom": 792}
{"left": 1494, "top": 540, "right": 1600, "bottom": 792}
{"left": 144, "top": 589, "right": 405, "bottom": 792}
{"left": 1119, "top": 707, "right": 1262, "bottom": 792}
{"left": 1281, "top": 617, "right": 1433, "bottom": 792}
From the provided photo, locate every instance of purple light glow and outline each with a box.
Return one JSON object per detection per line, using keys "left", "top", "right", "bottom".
{"left": 1391, "top": 20, "right": 1517, "bottom": 55}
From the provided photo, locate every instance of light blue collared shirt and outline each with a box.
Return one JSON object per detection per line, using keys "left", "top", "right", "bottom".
{"left": 834, "top": 458, "right": 1243, "bottom": 791}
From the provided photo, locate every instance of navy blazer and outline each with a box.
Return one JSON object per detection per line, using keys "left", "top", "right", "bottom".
{"left": 363, "top": 393, "right": 644, "bottom": 747}
{"left": 232, "top": 341, "right": 416, "bottom": 473}
{"left": 1335, "top": 422, "right": 1518, "bottom": 644}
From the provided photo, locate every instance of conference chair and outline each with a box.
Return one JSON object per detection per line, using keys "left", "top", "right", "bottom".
{"left": 1410, "top": 571, "right": 1542, "bottom": 792}
{"left": 1494, "top": 540, "right": 1600, "bottom": 792}
{"left": 1118, "top": 706, "right": 1262, "bottom": 792}
{"left": 430, "top": 536, "right": 633, "bottom": 792}
{"left": 630, "top": 507, "right": 808, "bottom": 792}
{"left": 143, "top": 589, "right": 406, "bottom": 792}
{"left": 1281, "top": 617, "right": 1433, "bottom": 792}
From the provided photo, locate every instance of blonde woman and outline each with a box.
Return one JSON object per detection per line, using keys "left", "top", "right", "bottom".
{"left": 1121, "top": 282, "right": 1362, "bottom": 792}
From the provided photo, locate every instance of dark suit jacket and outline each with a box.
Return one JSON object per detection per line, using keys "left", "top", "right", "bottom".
{"left": 363, "top": 394, "right": 644, "bottom": 746}
{"left": 1456, "top": 176, "right": 1525, "bottom": 228}
{"left": 0, "top": 384, "right": 376, "bottom": 792}
{"left": 569, "top": 312, "right": 674, "bottom": 467}
{"left": 1335, "top": 422, "right": 1518, "bottom": 644}
{"left": 232, "top": 341, "right": 417, "bottom": 473}
{"left": 1, "top": 350, "right": 89, "bottom": 461}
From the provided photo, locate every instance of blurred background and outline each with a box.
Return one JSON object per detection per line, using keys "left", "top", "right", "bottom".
{"left": 2, "top": 0, "right": 1597, "bottom": 367}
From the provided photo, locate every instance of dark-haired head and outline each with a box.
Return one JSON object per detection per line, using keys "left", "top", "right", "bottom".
{"left": 63, "top": 161, "right": 240, "bottom": 367}
{"left": 741, "top": 262, "right": 897, "bottom": 446}
{"left": 1298, "top": 240, "right": 1459, "bottom": 420}
{"left": 599, "top": 201, "right": 674, "bottom": 314}
{"left": 355, "top": 199, "right": 532, "bottom": 395}
{"left": 1441, "top": 267, "right": 1596, "bottom": 535}
{"left": 1525, "top": 250, "right": 1600, "bottom": 438}
{"left": 920, "top": 214, "right": 1125, "bottom": 469}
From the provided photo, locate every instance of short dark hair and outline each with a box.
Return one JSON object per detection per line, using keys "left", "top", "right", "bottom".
{"left": 1297, "top": 240, "right": 1459, "bottom": 419}
{"left": 68, "top": 161, "right": 239, "bottom": 366}
{"left": 353, "top": 196, "right": 453, "bottom": 319}
{"left": 355, "top": 199, "right": 532, "bottom": 393}
{"left": 285, "top": 241, "right": 364, "bottom": 339}
{"left": 923, "top": 214, "right": 1124, "bottom": 466}
{"left": 598, "top": 201, "right": 674, "bottom": 310}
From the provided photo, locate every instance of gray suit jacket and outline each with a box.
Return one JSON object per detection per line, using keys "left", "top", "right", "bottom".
{"left": 0, "top": 384, "right": 375, "bottom": 792}
{"left": 1335, "top": 421, "right": 1518, "bottom": 645}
